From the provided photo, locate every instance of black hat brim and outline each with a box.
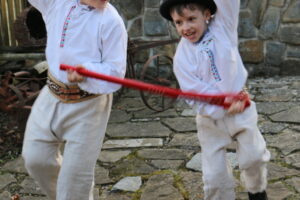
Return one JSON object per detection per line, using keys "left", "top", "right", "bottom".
{"left": 160, "top": 0, "right": 217, "bottom": 21}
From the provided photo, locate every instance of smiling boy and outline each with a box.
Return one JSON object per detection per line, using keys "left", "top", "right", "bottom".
{"left": 160, "top": 0, "right": 270, "bottom": 199}
{"left": 22, "top": 0, "right": 127, "bottom": 199}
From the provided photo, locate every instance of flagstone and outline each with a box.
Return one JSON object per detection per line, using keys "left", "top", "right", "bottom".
{"left": 162, "top": 117, "right": 197, "bottom": 132}
{"left": 98, "top": 150, "right": 131, "bottom": 163}
{"left": 267, "top": 182, "right": 294, "bottom": 200}
{"left": 112, "top": 176, "right": 142, "bottom": 192}
{"left": 103, "top": 138, "right": 163, "bottom": 149}
{"left": 270, "top": 106, "right": 300, "bottom": 123}
{"left": 107, "top": 122, "right": 171, "bottom": 138}
{"left": 2, "top": 157, "right": 27, "bottom": 174}
{"left": 265, "top": 129, "right": 300, "bottom": 155}
{"left": 267, "top": 162, "right": 299, "bottom": 180}
{"left": 140, "top": 174, "right": 184, "bottom": 200}
{"left": 0, "top": 174, "right": 16, "bottom": 190}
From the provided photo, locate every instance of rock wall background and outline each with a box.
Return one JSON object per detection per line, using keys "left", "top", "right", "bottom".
{"left": 111, "top": 0, "right": 300, "bottom": 77}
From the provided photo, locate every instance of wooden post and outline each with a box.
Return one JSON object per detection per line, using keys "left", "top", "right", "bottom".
{"left": 0, "top": 0, "right": 9, "bottom": 46}
{"left": 0, "top": 53, "right": 45, "bottom": 61}
{"left": 0, "top": 0, "right": 27, "bottom": 47}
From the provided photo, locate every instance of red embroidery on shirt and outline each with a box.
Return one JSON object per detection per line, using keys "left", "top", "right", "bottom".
{"left": 60, "top": 5, "right": 76, "bottom": 48}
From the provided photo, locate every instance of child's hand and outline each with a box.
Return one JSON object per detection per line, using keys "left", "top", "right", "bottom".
{"left": 225, "top": 91, "right": 250, "bottom": 115}
{"left": 226, "top": 99, "right": 247, "bottom": 114}
{"left": 67, "top": 65, "right": 86, "bottom": 83}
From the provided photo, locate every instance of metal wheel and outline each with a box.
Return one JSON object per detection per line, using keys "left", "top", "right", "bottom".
{"left": 0, "top": 71, "right": 44, "bottom": 111}
{"left": 140, "top": 54, "right": 178, "bottom": 112}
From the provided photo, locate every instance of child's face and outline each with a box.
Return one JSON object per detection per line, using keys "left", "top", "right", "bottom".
{"left": 171, "top": 7, "right": 211, "bottom": 43}
{"left": 80, "top": 0, "right": 109, "bottom": 9}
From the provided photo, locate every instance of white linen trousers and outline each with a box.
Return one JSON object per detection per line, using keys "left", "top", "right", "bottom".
{"left": 22, "top": 86, "right": 112, "bottom": 200}
{"left": 196, "top": 102, "right": 270, "bottom": 200}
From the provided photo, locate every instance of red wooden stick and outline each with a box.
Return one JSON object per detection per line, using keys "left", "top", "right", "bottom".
{"left": 60, "top": 64, "right": 250, "bottom": 109}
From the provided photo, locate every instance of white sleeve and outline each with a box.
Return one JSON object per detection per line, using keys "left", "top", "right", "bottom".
{"left": 210, "top": 0, "right": 240, "bottom": 45}
{"left": 78, "top": 15, "right": 128, "bottom": 94}
{"left": 208, "top": 0, "right": 247, "bottom": 93}
{"left": 28, "top": 0, "right": 57, "bottom": 15}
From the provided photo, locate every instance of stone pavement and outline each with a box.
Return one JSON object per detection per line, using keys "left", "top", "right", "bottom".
{"left": 1, "top": 76, "right": 300, "bottom": 200}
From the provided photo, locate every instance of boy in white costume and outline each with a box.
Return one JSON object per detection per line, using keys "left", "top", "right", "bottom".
{"left": 22, "top": 0, "right": 127, "bottom": 199}
{"left": 160, "top": 0, "right": 270, "bottom": 199}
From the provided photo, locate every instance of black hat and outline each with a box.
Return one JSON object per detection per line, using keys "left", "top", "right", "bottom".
{"left": 160, "top": 0, "right": 217, "bottom": 21}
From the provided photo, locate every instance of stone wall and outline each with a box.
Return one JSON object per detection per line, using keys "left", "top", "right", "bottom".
{"left": 111, "top": 0, "right": 300, "bottom": 77}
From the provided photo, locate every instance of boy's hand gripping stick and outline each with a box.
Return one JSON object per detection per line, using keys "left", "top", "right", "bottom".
{"left": 60, "top": 64, "right": 250, "bottom": 109}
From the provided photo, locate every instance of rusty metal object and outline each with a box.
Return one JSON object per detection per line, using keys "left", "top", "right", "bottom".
{"left": 125, "top": 39, "right": 179, "bottom": 111}
{"left": 0, "top": 69, "right": 46, "bottom": 112}
{"left": 0, "top": 64, "right": 47, "bottom": 132}
{"left": 127, "top": 38, "right": 179, "bottom": 79}
{"left": 140, "top": 54, "right": 178, "bottom": 111}
{"left": 11, "top": 194, "right": 20, "bottom": 200}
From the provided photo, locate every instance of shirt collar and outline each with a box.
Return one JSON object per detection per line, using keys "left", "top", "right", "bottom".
{"left": 76, "top": 0, "right": 95, "bottom": 12}
{"left": 193, "top": 29, "right": 210, "bottom": 45}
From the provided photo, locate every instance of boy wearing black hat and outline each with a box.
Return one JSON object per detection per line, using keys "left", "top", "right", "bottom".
{"left": 160, "top": 0, "right": 270, "bottom": 199}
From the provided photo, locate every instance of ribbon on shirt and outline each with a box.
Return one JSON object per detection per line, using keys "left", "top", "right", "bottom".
{"left": 60, "top": 64, "right": 250, "bottom": 109}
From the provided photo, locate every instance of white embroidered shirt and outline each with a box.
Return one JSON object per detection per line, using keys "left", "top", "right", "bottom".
{"left": 28, "top": 0, "right": 128, "bottom": 94}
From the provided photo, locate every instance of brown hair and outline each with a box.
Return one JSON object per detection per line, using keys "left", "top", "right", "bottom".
{"left": 170, "top": 3, "right": 208, "bottom": 17}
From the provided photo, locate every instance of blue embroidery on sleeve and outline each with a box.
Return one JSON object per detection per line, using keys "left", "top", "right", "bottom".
{"left": 197, "top": 36, "right": 222, "bottom": 82}
{"left": 204, "top": 49, "right": 222, "bottom": 82}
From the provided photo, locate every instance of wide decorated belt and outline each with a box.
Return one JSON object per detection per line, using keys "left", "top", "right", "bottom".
{"left": 47, "top": 72, "right": 100, "bottom": 103}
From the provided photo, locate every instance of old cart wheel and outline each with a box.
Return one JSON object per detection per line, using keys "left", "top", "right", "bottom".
{"left": 140, "top": 54, "right": 178, "bottom": 112}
